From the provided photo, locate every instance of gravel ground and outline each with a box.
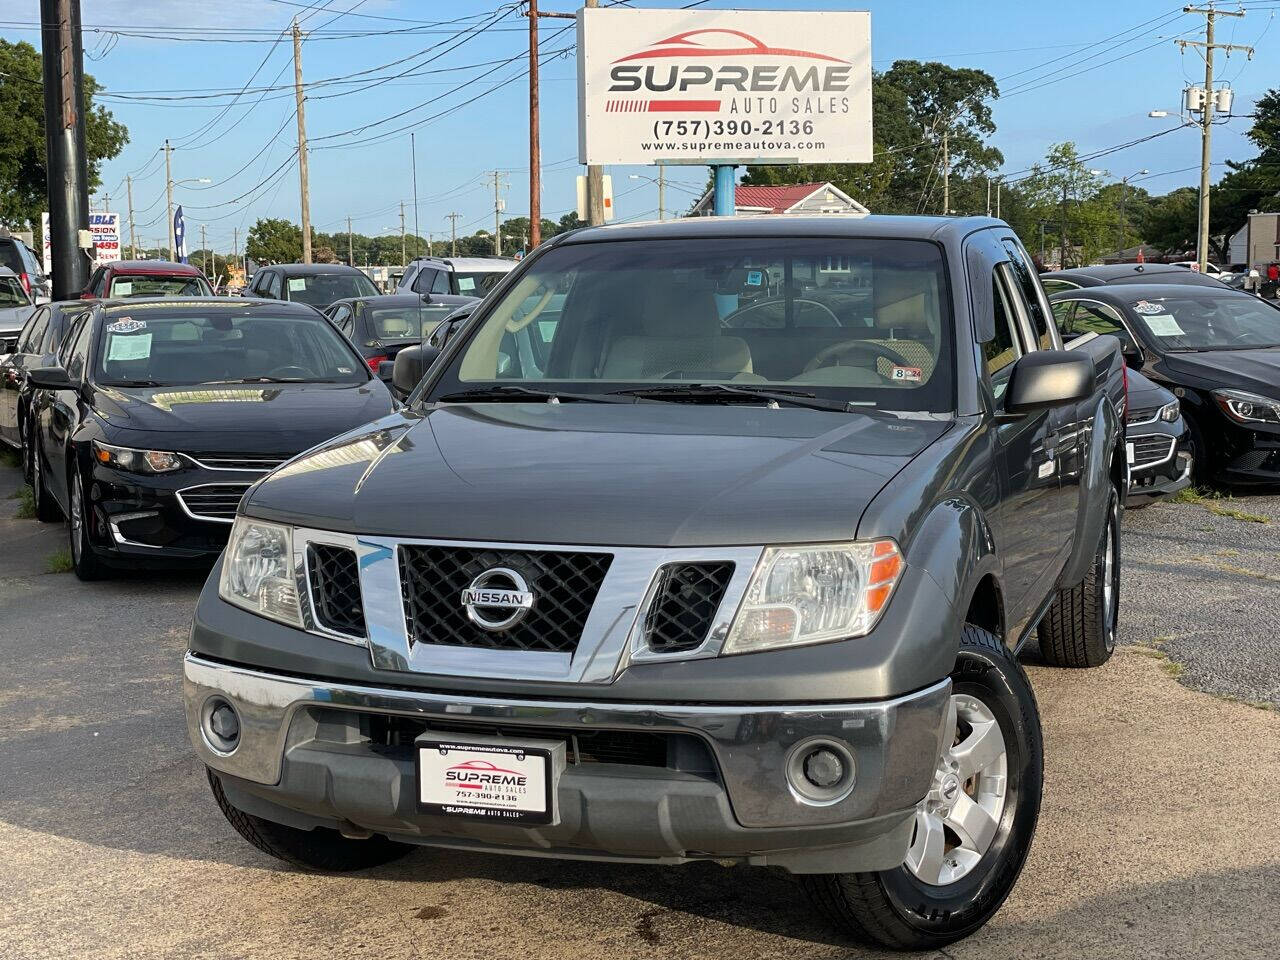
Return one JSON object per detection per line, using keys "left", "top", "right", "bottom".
{"left": 1121, "top": 490, "right": 1280, "bottom": 708}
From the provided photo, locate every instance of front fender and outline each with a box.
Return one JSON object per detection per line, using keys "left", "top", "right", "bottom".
{"left": 1060, "top": 393, "right": 1121, "bottom": 588}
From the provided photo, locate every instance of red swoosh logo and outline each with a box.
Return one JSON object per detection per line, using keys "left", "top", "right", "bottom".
{"left": 614, "top": 29, "right": 846, "bottom": 64}
{"left": 448, "top": 760, "right": 523, "bottom": 776}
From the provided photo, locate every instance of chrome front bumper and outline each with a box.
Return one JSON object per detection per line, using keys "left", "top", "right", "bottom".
{"left": 185, "top": 655, "right": 951, "bottom": 870}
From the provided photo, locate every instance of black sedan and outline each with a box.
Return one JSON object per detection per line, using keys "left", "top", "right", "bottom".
{"left": 1039, "top": 263, "right": 1226, "bottom": 295}
{"left": 323, "top": 292, "right": 476, "bottom": 375}
{"left": 0, "top": 301, "right": 87, "bottom": 483}
{"left": 1050, "top": 283, "right": 1280, "bottom": 486}
{"left": 26, "top": 298, "right": 396, "bottom": 579}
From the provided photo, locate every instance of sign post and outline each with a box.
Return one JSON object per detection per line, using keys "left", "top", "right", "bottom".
{"left": 577, "top": 7, "right": 871, "bottom": 217}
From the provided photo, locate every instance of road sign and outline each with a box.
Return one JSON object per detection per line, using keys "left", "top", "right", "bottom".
{"left": 89, "top": 212, "right": 121, "bottom": 267}
{"left": 576, "top": 8, "right": 871, "bottom": 166}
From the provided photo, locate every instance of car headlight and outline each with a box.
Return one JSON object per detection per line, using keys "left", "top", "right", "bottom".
{"left": 1213, "top": 389, "right": 1280, "bottom": 424}
{"left": 92, "top": 440, "right": 184, "bottom": 474}
{"left": 218, "top": 517, "right": 303, "bottom": 627}
{"left": 723, "top": 541, "right": 903, "bottom": 655}
{"left": 1158, "top": 399, "right": 1180, "bottom": 423}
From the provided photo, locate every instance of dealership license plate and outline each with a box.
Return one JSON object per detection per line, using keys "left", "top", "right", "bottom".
{"left": 416, "top": 736, "right": 563, "bottom": 825}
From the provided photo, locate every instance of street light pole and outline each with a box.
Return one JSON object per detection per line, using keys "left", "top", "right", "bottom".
{"left": 165, "top": 138, "right": 175, "bottom": 261}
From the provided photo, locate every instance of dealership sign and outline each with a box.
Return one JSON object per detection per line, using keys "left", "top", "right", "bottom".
{"left": 90, "top": 212, "right": 121, "bottom": 266}
{"left": 576, "top": 8, "right": 871, "bottom": 166}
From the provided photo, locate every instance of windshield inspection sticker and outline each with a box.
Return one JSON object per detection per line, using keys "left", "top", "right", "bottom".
{"left": 1133, "top": 300, "right": 1166, "bottom": 315}
{"left": 1143, "top": 314, "right": 1186, "bottom": 337}
{"left": 105, "top": 317, "right": 145, "bottom": 334}
{"left": 889, "top": 365, "right": 923, "bottom": 382}
{"left": 106, "top": 332, "right": 152, "bottom": 361}
{"left": 746, "top": 270, "right": 764, "bottom": 286}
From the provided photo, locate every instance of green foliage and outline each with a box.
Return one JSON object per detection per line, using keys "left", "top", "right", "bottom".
{"left": 0, "top": 39, "right": 129, "bottom": 230}
{"left": 741, "top": 60, "right": 1003, "bottom": 216}
{"left": 245, "top": 218, "right": 302, "bottom": 264}
{"left": 45, "top": 548, "right": 73, "bottom": 574}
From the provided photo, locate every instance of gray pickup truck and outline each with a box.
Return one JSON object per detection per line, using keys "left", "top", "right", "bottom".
{"left": 184, "top": 216, "right": 1126, "bottom": 951}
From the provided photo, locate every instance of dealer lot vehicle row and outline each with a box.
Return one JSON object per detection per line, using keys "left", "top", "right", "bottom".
{"left": 3, "top": 215, "right": 1280, "bottom": 954}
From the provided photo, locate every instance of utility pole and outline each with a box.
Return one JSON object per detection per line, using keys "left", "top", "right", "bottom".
{"left": 233, "top": 227, "right": 239, "bottom": 280}
{"left": 347, "top": 216, "right": 354, "bottom": 266}
{"left": 399, "top": 201, "right": 406, "bottom": 267}
{"left": 446, "top": 212, "right": 461, "bottom": 257}
{"left": 165, "top": 138, "right": 175, "bottom": 261}
{"left": 941, "top": 129, "right": 950, "bottom": 216}
{"left": 1178, "top": 5, "right": 1250, "bottom": 272}
{"left": 1039, "top": 220, "right": 1047, "bottom": 262}
{"left": 996, "top": 179, "right": 1001, "bottom": 219}
{"left": 986, "top": 179, "right": 991, "bottom": 218}
{"left": 585, "top": 0, "right": 604, "bottom": 225}
{"left": 411, "top": 132, "right": 420, "bottom": 261}
{"left": 200, "top": 223, "right": 207, "bottom": 275}
{"left": 658, "top": 166, "right": 666, "bottom": 221}
{"left": 528, "top": 0, "right": 542, "bottom": 248}
{"left": 292, "top": 19, "right": 312, "bottom": 264}
{"left": 126, "top": 174, "right": 137, "bottom": 259}
{"left": 41, "top": 0, "right": 91, "bottom": 298}
{"left": 489, "top": 170, "right": 506, "bottom": 256}
{"left": 1060, "top": 181, "right": 1069, "bottom": 268}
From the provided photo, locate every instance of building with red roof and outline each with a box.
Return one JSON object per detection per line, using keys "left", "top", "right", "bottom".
{"left": 690, "top": 181, "right": 868, "bottom": 217}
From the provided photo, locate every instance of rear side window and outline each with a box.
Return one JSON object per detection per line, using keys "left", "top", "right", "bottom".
{"left": 0, "top": 241, "right": 22, "bottom": 274}
{"left": 1002, "top": 240, "right": 1054, "bottom": 350}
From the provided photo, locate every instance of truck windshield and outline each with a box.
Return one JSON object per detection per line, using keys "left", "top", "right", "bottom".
{"left": 435, "top": 237, "right": 954, "bottom": 412}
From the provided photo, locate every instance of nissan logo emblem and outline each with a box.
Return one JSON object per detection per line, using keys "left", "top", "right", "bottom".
{"left": 460, "top": 567, "right": 535, "bottom": 632}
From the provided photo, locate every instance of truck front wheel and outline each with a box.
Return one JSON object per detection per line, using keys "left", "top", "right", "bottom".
{"left": 207, "top": 768, "right": 413, "bottom": 872}
{"left": 801, "top": 624, "right": 1043, "bottom": 951}
{"left": 1037, "top": 484, "right": 1121, "bottom": 668}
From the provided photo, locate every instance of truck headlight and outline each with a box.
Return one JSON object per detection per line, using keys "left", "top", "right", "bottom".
{"left": 219, "top": 517, "right": 303, "bottom": 627}
{"left": 92, "top": 440, "right": 184, "bottom": 474}
{"left": 1214, "top": 389, "right": 1280, "bottom": 424}
{"left": 723, "top": 541, "right": 903, "bottom": 655}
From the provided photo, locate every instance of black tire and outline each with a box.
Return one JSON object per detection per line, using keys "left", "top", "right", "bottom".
{"left": 68, "top": 468, "right": 110, "bottom": 581}
{"left": 207, "top": 768, "right": 413, "bottom": 872}
{"left": 801, "top": 625, "right": 1043, "bottom": 951}
{"left": 30, "top": 434, "right": 62, "bottom": 523}
{"left": 1183, "top": 413, "right": 1209, "bottom": 488}
{"left": 1037, "top": 484, "right": 1120, "bottom": 668}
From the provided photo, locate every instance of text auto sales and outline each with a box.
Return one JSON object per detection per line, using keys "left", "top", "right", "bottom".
{"left": 609, "top": 63, "right": 853, "bottom": 114}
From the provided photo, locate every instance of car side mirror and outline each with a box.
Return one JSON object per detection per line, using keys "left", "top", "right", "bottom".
{"left": 392, "top": 344, "right": 441, "bottom": 395}
{"left": 27, "top": 365, "right": 75, "bottom": 390}
{"left": 376, "top": 360, "right": 395, "bottom": 382}
{"left": 1004, "top": 351, "right": 1092, "bottom": 415}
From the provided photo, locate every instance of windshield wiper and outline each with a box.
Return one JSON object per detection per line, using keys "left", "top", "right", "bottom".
{"left": 200, "top": 377, "right": 311, "bottom": 384}
{"left": 107, "top": 379, "right": 166, "bottom": 387}
{"left": 613, "top": 383, "right": 855, "bottom": 412}
{"left": 435, "top": 384, "right": 633, "bottom": 404}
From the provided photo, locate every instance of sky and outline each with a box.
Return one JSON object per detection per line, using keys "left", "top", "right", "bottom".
{"left": 4, "top": 0, "right": 1279, "bottom": 255}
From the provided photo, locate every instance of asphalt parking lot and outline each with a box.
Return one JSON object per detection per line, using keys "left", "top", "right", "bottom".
{"left": 1, "top": 456, "right": 1277, "bottom": 960}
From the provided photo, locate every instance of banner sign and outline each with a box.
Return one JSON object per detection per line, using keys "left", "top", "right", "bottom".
{"left": 173, "top": 205, "right": 187, "bottom": 263}
{"left": 90, "top": 212, "right": 121, "bottom": 266}
{"left": 576, "top": 8, "right": 871, "bottom": 166}
{"left": 41, "top": 212, "right": 51, "bottom": 277}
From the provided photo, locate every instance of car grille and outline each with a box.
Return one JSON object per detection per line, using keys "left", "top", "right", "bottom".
{"left": 1130, "top": 434, "right": 1176, "bottom": 469}
{"left": 1126, "top": 405, "right": 1160, "bottom": 425}
{"left": 191, "top": 453, "right": 288, "bottom": 472}
{"left": 643, "top": 562, "right": 735, "bottom": 654}
{"left": 398, "top": 545, "right": 612, "bottom": 653}
{"left": 176, "top": 482, "right": 253, "bottom": 523}
{"left": 307, "top": 544, "right": 366, "bottom": 638}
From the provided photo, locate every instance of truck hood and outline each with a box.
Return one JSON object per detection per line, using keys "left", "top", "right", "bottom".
{"left": 245, "top": 403, "right": 952, "bottom": 547}
{"left": 94, "top": 381, "right": 395, "bottom": 455}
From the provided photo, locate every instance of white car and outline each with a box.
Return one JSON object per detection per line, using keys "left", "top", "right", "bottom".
{"left": 397, "top": 256, "right": 515, "bottom": 298}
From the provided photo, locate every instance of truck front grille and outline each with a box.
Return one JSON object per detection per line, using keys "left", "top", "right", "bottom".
{"left": 398, "top": 545, "right": 612, "bottom": 653}
{"left": 643, "top": 562, "right": 735, "bottom": 654}
{"left": 307, "top": 544, "right": 366, "bottom": 638}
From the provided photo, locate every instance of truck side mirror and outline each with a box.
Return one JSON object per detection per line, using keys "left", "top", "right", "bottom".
{"left": 1004, "top": 351, "right": 1092, "bottom": 414}
{"left": 392, "top": 344, "right": 441, "bottom": 395}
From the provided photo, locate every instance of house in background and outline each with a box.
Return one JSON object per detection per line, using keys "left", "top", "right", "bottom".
{"left": 690, "top": 181, "right": 869, "bottom": 217}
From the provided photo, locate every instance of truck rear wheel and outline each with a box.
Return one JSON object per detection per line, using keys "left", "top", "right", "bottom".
{"left": 207, "top": 768, "right": 412, "bottom": 872}
{"left": 801, "top": 624, "right": 1043, "bottom": 951}
{"left": 1037, "top": 485, "right": 1120, "bottom": 668}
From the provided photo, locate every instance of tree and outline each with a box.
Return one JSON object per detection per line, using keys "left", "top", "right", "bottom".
{"left": 245, "top": 217, "right": 302, "bottom": 264}
{"left": 0, "top": 39, "right": 129, "bottom": 230}
{"left": 740, "top": 60, "right": 1002, "bottom": 215}
{"left": 1014, "top": 142, "right": 1119, "bottom": 267}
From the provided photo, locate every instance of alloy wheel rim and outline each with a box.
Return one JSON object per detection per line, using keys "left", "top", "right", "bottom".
{"left": 905, "top": 693, "right": 1009, "bottom": 886}
{"left": 70, "top": 475, "right": 83, "bottom": 563}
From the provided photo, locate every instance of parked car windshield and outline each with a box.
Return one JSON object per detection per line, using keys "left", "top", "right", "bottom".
{"left": 453, "top": 271, "right": 507, "bottom": 297}
{"left": 0, "top": 276, "right": 31, "bottom": 307}
{"left": 1128, "top": 294, "right": 1280, "bottom": 351}
{"left": 437, "top": 237, "right": 955, "bottom": 412}
{"left": 93, "top": 306, "right": 370, "bottom": 386}
{"left": 362, "top": 302, "right": 459, "bottom": 341}
{"left": 285, "top": 272, "right": 377, "bottom": 305}
{"left": 108, "top": 274, "right": 212, "bottom": 297}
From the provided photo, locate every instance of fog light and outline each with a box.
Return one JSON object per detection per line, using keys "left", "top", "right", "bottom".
{"left": 785, "top": 738, "right": 856, "bottom": 805}
{"left": 803, "top": 748, "right": 844, "bottom": 788}
{"left": 203, "top": 697, "right": 240, "bottom": 753}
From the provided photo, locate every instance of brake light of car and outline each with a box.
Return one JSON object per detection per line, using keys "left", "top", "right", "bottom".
{"left": 365, "top": 354, "right": 388, "bottom": 372}
{"left": 18, "top": 272, "right": 32, "bottom": 295}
